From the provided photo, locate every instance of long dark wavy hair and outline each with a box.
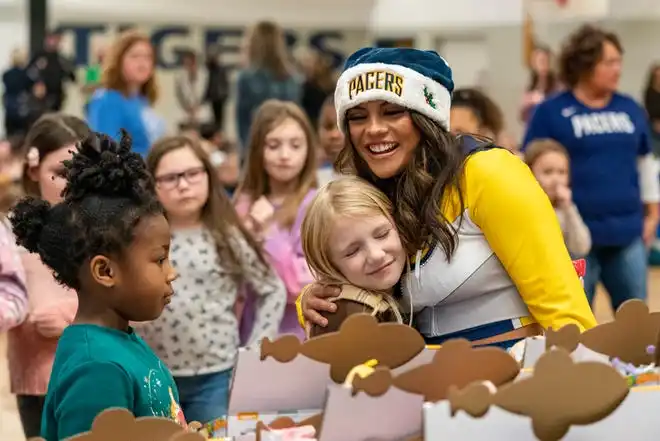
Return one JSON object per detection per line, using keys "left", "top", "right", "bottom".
{"left": 527, "top": 46, "right": 558, "bottom": 94}
{"left": 336, "top": 112, "right": 465, "bottom": 260}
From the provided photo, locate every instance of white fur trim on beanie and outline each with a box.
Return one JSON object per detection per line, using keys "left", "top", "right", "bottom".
{"left": 334, "top": 62, "right": 451, "bottom": 132}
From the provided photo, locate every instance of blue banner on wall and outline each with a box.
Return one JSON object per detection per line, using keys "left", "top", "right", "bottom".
{"left": 55, "top": 24, "right": 347, "bottom": 71}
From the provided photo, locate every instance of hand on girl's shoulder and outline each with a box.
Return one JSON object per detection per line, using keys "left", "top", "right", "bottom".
{"left": 308, "top": 298, "right": 360, "bottom": 338}
{"left": 307, "top": 286, "right": 402, "bottom": 338}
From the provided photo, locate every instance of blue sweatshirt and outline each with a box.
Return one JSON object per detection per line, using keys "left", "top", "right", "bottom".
{"left": 522, "top": 91, "right": 650, "bottom": 247}
{"left": 87, "top": 89, "right": 165, "bottom": 156}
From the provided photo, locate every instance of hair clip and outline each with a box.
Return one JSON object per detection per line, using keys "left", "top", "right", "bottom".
{"left": 26, "top": 147, "right": 39, "bottom": 168}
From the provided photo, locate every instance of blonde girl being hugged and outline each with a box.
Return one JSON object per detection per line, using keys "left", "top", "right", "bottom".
{"left": 7, "top": 114, "right": 87, "bottom": 439}
{"left": 301, "top": 176, "right": 406, "bottom": 337}
{"left": 142, "top": 136, "right": 286, "bottom": 425}
{"left": 234, "top": 99, "right": 317, "bottom": 340}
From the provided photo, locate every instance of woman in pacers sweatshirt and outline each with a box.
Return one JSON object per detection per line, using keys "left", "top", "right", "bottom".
{"left": 523, "top": 25, "right": 660, "bottom": 309}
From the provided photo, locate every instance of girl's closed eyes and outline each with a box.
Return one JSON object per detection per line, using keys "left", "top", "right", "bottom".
{"left": 301, "top": 176, "right": 407, "bottom": 337}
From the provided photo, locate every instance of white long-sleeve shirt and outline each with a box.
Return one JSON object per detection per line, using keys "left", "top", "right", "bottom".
{"left": 556, "top": 204, "right": 592, "bottom": 258}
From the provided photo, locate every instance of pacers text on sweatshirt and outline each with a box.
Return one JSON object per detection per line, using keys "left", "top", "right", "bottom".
{"left": 523, "top": 91, "right": 651, "bottom": 247}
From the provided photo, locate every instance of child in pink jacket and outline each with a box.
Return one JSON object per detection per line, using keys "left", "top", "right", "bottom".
{"left": 235, "top": 190, "right": 316, "bottom": 340}
{"left": 0, "top": 219, "right": 27, "bottom": 331}
{"left": 234, "top": 100, "right": 319, "bottom": 341}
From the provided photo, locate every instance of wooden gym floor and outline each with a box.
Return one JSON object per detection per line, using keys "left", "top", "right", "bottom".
{"left": 2, "top": 270, "right": 660, "bottom": 440}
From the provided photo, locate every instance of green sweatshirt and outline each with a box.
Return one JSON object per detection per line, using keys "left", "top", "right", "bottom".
{"left": 41, "top": 324, "right": 185, "bottom": 441}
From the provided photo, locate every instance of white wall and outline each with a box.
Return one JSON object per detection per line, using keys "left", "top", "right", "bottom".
{"left": 436, "top": 39, "right": 490, "bottom": 89}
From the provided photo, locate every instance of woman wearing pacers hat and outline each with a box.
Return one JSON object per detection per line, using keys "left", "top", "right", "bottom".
{"left": 297, "top": 47, "right": 597, "bottom": 348}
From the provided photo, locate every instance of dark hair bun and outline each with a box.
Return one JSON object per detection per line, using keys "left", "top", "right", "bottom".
{"left": 10, "top": 197, "right": 52, "bottom": 253}
{"left": 62, "top": 130, "right": 154, "bottom": 203}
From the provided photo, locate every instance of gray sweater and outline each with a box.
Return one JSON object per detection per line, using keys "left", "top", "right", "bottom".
{"left": 137, "top": 227, "right": 286, "bottom": 376}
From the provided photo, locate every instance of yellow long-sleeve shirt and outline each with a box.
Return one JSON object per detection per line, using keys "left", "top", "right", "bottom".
{"left": 297, "top": 146, "right": 596, "bottom": 340}
{"left": 402, "top": 147, "right": 596, "bottom": 340}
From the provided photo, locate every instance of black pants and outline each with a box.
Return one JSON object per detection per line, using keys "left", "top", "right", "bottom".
{"left": 4, "top": 115, "right": 28, "bottom": 137}
{"left": 16, "top": 394, "right": 46, "bottom": 439}
{"left": 211, "top": 100, "right": 225, "bottom": 131}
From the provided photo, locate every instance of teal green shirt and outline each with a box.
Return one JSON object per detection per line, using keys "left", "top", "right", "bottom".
{"left": 41, "top": 324, "right": 184, "bottom": 441}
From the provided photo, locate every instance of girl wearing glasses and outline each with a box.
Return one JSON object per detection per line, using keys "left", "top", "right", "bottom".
{"left": 140, "top": 136, "right": 286, "bottom": 425}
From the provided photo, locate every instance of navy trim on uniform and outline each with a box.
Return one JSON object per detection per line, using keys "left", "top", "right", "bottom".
{"left": 423, "top": 318, "right": 519, "bottom": 348}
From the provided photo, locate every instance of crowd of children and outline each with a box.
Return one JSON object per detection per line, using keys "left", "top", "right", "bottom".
{"left": 0, "top": 60, "right": 595, "bottom": 440}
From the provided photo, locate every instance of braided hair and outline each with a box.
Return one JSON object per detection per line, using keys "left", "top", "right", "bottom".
{"left": 10, "top": 131, "right": 163, "bottom": 291}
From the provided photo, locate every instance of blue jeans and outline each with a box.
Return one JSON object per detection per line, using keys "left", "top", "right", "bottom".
{"left": 174, "top": 369, "right": 232, "bottom": 424}
{"left": 583, "top": 238, "right": 647, "bottom": 310}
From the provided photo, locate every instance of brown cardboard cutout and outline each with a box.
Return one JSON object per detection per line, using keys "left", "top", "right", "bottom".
{"left": 579, "top": 299, "right": 660, "bottom": 365}
{"left": 448, "top": 349, "right": 629, "bottom": 441}
{"left": 27, "top": 408, "right": 208, "bottom": 441}
{"left": 545, "top": 323, "right": 581, "bottom": 353}
{"left": 261, "top": 313, "right": 425, "bottom": 383}
{"left": 352, "top": 339, "right": 520, "bottom": 402}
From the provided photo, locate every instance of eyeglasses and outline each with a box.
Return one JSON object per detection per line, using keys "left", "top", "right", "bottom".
{"left": 155, "top": 167, "right": 207, "bottom": 190}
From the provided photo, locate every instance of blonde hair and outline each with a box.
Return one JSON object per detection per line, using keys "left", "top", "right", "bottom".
{"left": 102, "top": 30, "right": 158, "bottom": 105}
{"left": 301, "top": 176, "right": 394, "bottom": 286}
{"left": 524, "top": 138, "right": 569, "bottom": 168}
{"left": 236, "top": 99, "right": 318, "bottom": 228}
{"left": 10, "top": 48, "right": 26, "bottom": 67}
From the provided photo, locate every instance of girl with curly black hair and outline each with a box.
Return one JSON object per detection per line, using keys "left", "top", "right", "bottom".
{"left": 10, "top": 131, "right": 185, "bottom": 441}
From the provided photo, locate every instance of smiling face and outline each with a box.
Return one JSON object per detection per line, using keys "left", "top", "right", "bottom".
{"left": 327, "top": 213, "right": 406, "bottom": 292}
{"left": 345, "top": 100, "right": 420, "bottom": 179}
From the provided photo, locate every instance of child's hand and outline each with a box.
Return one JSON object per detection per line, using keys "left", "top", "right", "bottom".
{"left": 249, "top": 196, "right": 275, "bottom": 231}
{"left": 29, "top": 308, "right": 68, "bottom": 338}
{"left": 555, "top": 184, "right": 573, "bottom": 209}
